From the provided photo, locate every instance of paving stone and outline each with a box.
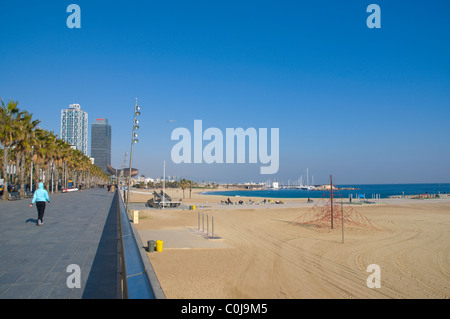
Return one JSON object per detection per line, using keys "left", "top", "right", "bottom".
{"left": 0, "top": 189, "right": 119, "bottom": 299}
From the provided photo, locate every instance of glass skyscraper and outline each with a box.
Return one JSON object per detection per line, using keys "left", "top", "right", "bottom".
{"left": 60, "top": 104, "right": 88, "bottom": 155}
{"left": 90, "top": 118, "right": 111, "bottom": 174}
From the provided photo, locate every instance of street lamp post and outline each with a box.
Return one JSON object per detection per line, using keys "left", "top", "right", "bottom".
{"left": 126, "top": 98, "right": 140, "bottom": 212}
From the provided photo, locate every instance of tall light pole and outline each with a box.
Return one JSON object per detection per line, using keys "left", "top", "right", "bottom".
{"left": 126, "top": 98, "right": 140, "bottom": 212}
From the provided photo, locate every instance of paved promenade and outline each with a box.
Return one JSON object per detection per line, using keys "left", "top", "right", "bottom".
{"left": 0, "top": 188, "right": 120, "bottom": 299}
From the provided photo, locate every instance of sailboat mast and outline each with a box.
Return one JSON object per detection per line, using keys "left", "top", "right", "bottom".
{"left": 306, "top": 168, "right": 309, "bottom": 187}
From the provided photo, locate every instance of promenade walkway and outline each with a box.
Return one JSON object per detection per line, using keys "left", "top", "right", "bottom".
{"left": 0, "top": 188, "right": 120, "bottom": 299}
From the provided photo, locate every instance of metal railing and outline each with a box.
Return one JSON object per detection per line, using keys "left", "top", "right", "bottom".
{"left": 116, "top": 190, "right": 166, "bottom": 299}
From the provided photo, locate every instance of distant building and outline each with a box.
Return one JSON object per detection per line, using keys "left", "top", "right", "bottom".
{"left": 91, "top": 118, "right": 111, "bottom": 174}
{"left": 60, "top": 104, "right": 88, "bottom": 155}
{"left": 106, "top": 164, "right": 138, "bottom": 177}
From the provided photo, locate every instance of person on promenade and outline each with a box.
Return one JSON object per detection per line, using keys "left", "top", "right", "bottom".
{"left": 107, "top": 184, "right": 111, "bottom": 195}
{"left": 29, "top": 182, "right": 50, "bottom": 226}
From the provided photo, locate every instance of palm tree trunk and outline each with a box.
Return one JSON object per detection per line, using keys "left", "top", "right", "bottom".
{"left": 63, "top": 161, "right": 67, "bottom": 188}
{"left": 2, "top": 146, "right": 10, "bottom": 201}
{"left": 54, "top": 164, "right": 59, "bottom": 192}
{"left": 35, "top": 162, "right": 41, "bottom": 190}
{"left": 45, "top": 162, "right": 50, "bottom": 191}
{"left": 19, "top": 152, "right": 26, "bottom": 197}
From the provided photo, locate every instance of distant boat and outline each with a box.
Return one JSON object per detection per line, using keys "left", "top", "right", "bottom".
{"left": 298, "top": 168, "right": 316, "bottom": 190}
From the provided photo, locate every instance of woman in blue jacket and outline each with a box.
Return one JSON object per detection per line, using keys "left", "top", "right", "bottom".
{"left": 30, "top": 182, "right": 50, "bottom": 225}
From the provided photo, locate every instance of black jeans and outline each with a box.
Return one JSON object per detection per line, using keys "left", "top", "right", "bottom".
{"left": 36, "top": 202, "right": 46, "bottom": 222}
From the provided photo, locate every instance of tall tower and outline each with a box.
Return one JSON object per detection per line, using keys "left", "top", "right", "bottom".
{"left": 90, "top": 118, "right": 111, "bottom": 174}
{"left": 60, "top": 104, "right": 88, "bottom": 155}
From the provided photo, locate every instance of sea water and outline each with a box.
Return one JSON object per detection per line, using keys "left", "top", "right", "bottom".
{"left": 202, "top": 183, "right": 450, "bottom": 199}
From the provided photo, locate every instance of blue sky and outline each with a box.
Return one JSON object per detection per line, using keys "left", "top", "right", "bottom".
{"left": 1, "top": 1, "right": 449, "bottom": 184}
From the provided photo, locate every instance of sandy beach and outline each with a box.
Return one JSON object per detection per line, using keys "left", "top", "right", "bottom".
{"left": 131, "top": 187, "right": 450, "bottom": 299}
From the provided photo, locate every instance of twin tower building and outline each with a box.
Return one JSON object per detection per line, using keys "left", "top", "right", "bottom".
{"left": 60, "top": 104, "right": 111, "bottom": 174}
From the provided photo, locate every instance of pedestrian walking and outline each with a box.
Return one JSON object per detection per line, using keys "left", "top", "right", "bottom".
{"left": 29, "top": 182, "right": 50, "bottom": 226}
{"left": 107, "top": 184, "right": 111, "bottom": 195}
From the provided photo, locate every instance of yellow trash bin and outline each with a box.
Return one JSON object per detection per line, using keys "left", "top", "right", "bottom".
{"left": 193, "top": 205, "right": 196, "bottom": 210}
{"left": 156, "top": 240, "right": 163, "bottom": 252}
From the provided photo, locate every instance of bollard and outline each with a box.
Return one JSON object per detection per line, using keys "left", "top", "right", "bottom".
{"left": 156, "top": 240, "right": 163, "bottom": 252}
{"left": 147, "top": 240, "right": 156, "bottom": 252}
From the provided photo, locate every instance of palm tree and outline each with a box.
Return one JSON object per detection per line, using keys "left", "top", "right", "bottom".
{"left": 79, "top": 154, "right": 91, "bottom": 189}
{"left": 187, "top": 180, "right": 195, "bottom": 199}
{"left": 1, "top": 99, "right": 109, "bottom": 198}
{"left": 32, "top": 128, "right": 48, "bottom": 189}
{"left": 65, "top": 147, "right": 78, "bottom": 188}
{"left": 59, "top": 141, "right": 73, "bottom": 189}
{"left": 53, "top": 138, "right": 70, "bottom": 192}
{"left": 180, "top": 178, "right": 188, "bottom": 199}
{"left": 73, "top": 149, "right": 84, "bottom": 188}
{"left": 43, "top": 131, "right": 57, "bottom": 192}
{"left": 0, "top": 99, "right": 23, "bottom": 200}
{"left": 15, "top": 111, "right": 40, "bottom": 197}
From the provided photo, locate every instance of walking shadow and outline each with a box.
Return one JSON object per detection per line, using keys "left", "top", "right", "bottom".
{"left": 26, "top": 218, "right": 39, "bottom": 225}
